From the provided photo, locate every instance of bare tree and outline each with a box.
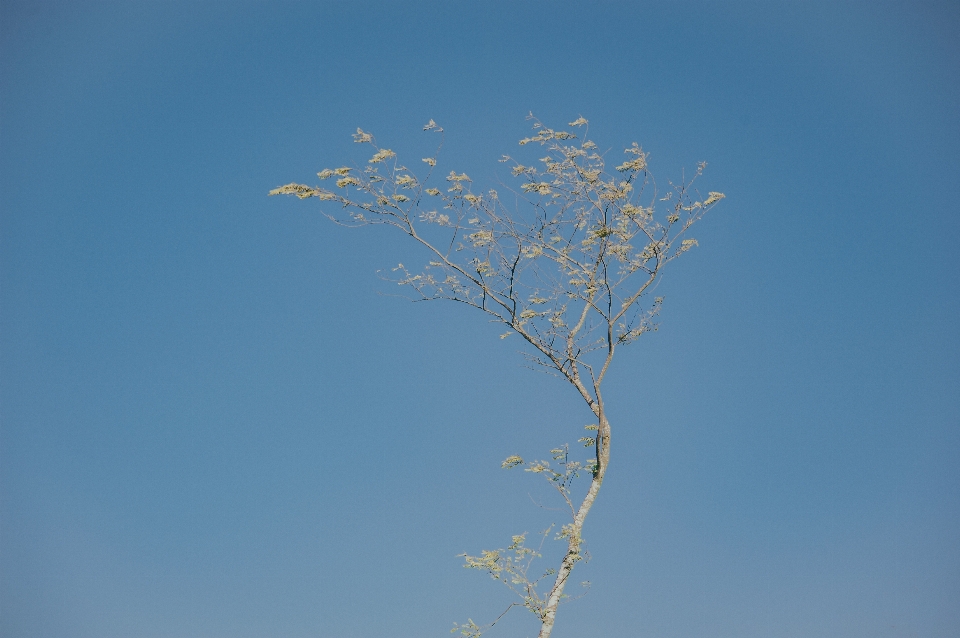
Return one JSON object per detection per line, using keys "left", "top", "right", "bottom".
{"left": 270, "top": 115, "right": 723, "bottom": 638}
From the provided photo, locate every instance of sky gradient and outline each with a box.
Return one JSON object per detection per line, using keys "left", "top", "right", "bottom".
{"left": 2, "top": 2, "right": 958, "bottom": 637}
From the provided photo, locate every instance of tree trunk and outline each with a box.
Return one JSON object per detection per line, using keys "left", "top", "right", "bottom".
{"left": 537, "top": 413, "right": 611, "bottom": 638}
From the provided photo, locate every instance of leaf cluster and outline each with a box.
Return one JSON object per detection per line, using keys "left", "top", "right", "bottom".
{"left": 456, "top": 522, "right": 590, "bottom": 635}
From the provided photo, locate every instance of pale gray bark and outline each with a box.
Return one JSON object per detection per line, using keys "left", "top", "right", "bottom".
{"left": 537, "top": 403, "right": 610, "bottom": 638}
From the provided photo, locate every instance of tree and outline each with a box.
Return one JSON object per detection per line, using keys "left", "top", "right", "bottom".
{"left": 270, "top": 115, "right": 723, "bottom": 638}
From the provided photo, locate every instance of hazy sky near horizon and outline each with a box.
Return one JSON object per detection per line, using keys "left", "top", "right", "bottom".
{"left": 2, "top": 2, "right": 958, "bottom": 637}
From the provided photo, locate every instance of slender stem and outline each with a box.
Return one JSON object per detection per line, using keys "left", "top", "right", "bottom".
{"left": 538, "top": 404, "right": 610, "bottom": 638}
{"left": 537, "top": 391, "right": 610, "bottom": 638}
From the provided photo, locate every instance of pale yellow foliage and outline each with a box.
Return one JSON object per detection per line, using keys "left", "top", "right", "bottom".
{"left": 352, "top": 128, "right": 373, "bottom": 144}
{"left": 369, "top": 149, "right": 396, "bottom": 163}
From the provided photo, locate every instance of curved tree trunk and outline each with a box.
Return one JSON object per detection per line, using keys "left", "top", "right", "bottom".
{"left": 537, "top": 412, "right": 611, "bottom": 638}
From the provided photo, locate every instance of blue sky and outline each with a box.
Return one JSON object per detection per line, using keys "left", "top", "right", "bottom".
{"left": 1, "top": 2, "right": 958, "bottom": 637}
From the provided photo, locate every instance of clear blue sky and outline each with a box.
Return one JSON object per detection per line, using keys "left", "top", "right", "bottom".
{"left": 2, "top": 2, "right": 958, "bottom": 637}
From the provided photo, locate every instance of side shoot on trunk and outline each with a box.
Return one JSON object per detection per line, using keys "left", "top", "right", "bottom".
{"left": 270, "top": 115, "right": 723, "bottom": 638}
